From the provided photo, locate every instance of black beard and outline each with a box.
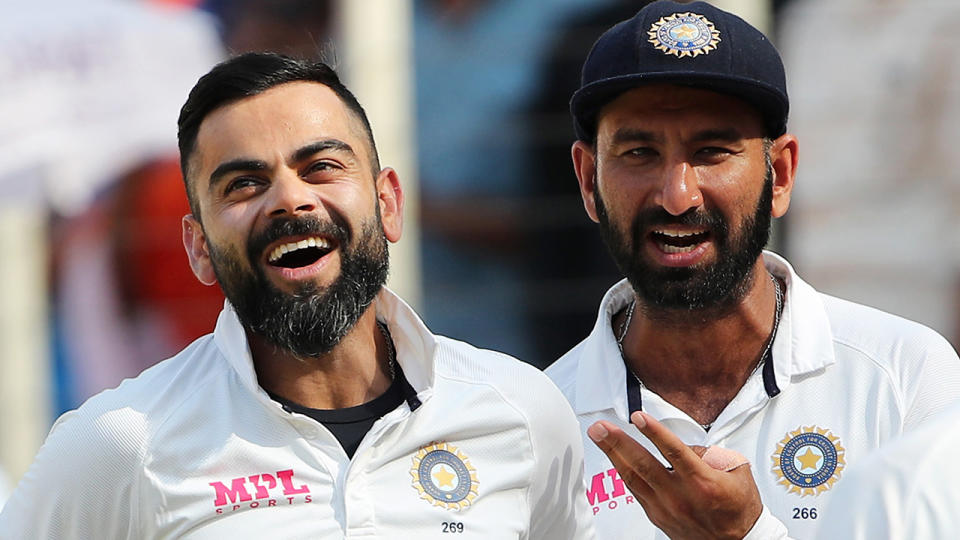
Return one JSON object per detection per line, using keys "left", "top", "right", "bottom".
{"left": 206, "top": 213, "right": 389, "bottom": 357}
{"left": 595, "top": 167, "right": 773, "bottom": 316}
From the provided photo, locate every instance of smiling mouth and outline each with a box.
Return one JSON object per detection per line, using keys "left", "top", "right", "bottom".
{"left": 267, "top": 236, "right": 335, "bottom": 268}
{"left": 650, "top": 228, "right": 711, "bottom": 254}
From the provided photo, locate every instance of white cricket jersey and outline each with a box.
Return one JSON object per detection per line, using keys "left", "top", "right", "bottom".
{"left": 814, "top": 400, "right": 960, "bottom": 540}
{"left": 546, "top": 251, "right": 960, "bottom": 540}
{"left": 0, "top": 289, "right": 595, "bottom": 539}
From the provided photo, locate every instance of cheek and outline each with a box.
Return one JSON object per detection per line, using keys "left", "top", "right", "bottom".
{"left": 208, "top": 198, "right": 261, "bottom": 232}
{"left": 343, "top": 183, "right": 377, "bottom": 211}
{"left": 595, "top": 185, "right": 638, "bottom": 239}
{"left": 325, "top": 184, "right": 379, "bottom": 229}
{"left": 206, "top": 234, "right": 246, "bottom": 269}
{"left": 702, "top": 166, "right": 764, "bottom": 215}
{"left": 203, "top": 214, "right": 255, "bottom": 260}
{"left": 596, "top": 164, "right": 644, "bottom": 209}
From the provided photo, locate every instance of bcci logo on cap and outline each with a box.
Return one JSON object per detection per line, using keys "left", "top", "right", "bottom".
{"left": 771, "top": 426, "right": 846, "bottom": 496}
{"left": 411, "top": 442, "right": 479, "bottom": 511}
{"left": 648, "top": 12, "right": 721, "bottom": 57}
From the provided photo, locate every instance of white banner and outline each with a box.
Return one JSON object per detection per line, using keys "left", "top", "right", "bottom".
{"left": 0, "top": 0, "right": 223, "bottom": 213}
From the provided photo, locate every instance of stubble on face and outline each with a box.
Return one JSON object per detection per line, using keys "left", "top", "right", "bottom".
{"left": 595, "top": 160, "right": 773, "bottom": 320}
{"left": 206, "top": 211, "right": 389, "bottom": 358}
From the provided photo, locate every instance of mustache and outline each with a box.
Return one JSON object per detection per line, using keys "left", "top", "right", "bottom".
{"left": 633, "top": 206, "right": 723, "bottom": 229}
{"left": 247, "top": 215, "right": 349, "bottom": 262}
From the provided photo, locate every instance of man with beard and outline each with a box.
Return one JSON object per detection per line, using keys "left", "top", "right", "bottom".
{"left": 545, "top": 2, "right": 960, "bottom": 539}
{"left": 0, "top": 53, "right": 594, "bottom": 538}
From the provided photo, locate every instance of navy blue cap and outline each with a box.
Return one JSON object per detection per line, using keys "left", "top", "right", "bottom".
{"left": 570, "top": 0, "right": 788, "bottom": 140}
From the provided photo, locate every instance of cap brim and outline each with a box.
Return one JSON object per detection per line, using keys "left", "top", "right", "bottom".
{"left": 571, "top": 72, "right": 789, "bottom": 140}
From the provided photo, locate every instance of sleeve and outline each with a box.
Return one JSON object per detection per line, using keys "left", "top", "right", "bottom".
{"left": 524, "top": 375, "right": 596, "bottom": 540}
{"left": 741, "top": 505, "right": 792, "bottom": 540}
{"left": 0, "top": 405, "right": 145, "bottom": 539}
{"left": 898, "top": 326, "right": 960, "bottom": 430}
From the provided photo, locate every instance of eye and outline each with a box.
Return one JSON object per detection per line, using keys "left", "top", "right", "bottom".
{"left": 224, "top": 176, "right": 264, "bottom": 194}
{"left": 303, "top": 160, "right": 342, "bottom": 177}
{"left": 698, "top": 146, "right": 734, "bottom": 155}
{"left": 625, "top": 147, "right": 659, "bottom": 159}
{"left": 694, "top": 146, "right": 735, "bottom": 163}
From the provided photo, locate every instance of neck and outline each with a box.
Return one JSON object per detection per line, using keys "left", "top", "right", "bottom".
{"left": 249, "top": 305, "right": 394, "bottom": 409}
{"left": 618, "top": 258, "right": 781, "bottom": 424}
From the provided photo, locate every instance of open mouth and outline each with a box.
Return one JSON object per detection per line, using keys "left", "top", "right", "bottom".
{"left": 267, "top": 236, "right": 335, "bottom": 269}
{"left": 650, "top": 228, "right": 711, "bottom": 254}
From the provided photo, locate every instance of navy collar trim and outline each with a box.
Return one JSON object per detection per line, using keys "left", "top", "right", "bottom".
{"left": 624, "top": 349, "right": 780, "bottom": 415}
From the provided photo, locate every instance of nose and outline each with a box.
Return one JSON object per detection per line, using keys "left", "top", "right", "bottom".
{"left": 655, "top": 161, "right": 702, "bottom": 216}
{"left": 265, "top": 171, "right": 316, "bottom": 217}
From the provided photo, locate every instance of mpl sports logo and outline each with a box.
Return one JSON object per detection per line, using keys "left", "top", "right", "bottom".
{"left": 209, "top": 468, "right": 312, "bottom": 514}
{"left": 585, "top": 467, "right": 638, "bottom": 515}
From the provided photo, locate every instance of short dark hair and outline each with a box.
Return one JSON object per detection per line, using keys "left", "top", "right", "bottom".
{"left": 177, "top": 52, "right": 380, "bottom": 218}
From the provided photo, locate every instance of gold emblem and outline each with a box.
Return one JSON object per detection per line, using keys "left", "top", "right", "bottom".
{"left": 648, "top": 12, "right": 721, "bottom": 58}
{"left": 410, "top": 442, "right": 479, "bottom": 510}
{"left": 771, "top": 426, "right": 846, "bottom": 496}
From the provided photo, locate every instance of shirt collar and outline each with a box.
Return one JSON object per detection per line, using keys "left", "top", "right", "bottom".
{"left": 571, "top": 251, "right": 837, "bottom": 416}
{"left": 373, "top": 287, "right": 437, "bottom": 401}
{"left": 213, "top": 300, "right": 258, "bottom": 392}
{"left": 763, "top": 251, "right": 837, "bottom": 389}
{"left": 574, "top": 280, "right": 634, "bottom": 419}
{"left": 213, "top": 287, "right": 437, "bottom": 408}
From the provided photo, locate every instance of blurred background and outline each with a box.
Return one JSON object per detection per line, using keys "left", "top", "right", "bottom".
{"left": 2, "top": 0, "right": 959, "bottom": 504}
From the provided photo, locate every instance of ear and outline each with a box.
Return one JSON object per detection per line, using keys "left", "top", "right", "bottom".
{"left": 182, "top": 214, "right": 217, "bottom": 286}
{"left": 376, "top": 167, "right": 403, "bottom": 243}
{"left": 572, "top": 140, "right": 600, "bottom": 223}
{"left": 769, "top": 134, "right": 799, "bottom": 218}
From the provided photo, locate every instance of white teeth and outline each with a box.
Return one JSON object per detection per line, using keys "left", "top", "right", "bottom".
{"left": 656, "top": 229, "right": 706, "bottom": 238}
{"left": 661, "top": 244, "right": 698, "bottom": 254}
{"left": 268, "top": 237, "right": 331, "bottom": 263}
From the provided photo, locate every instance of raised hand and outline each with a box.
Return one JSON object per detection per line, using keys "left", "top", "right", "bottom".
{"left": 588, "top": 411, "right": 762, "bottom": 540}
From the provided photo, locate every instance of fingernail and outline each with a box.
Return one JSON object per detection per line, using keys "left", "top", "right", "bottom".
{"left": 587, "top": 423, "right": 609, "bottom": 442}
{"left": 631, "top": 411, "right": 647, "bottom": 429}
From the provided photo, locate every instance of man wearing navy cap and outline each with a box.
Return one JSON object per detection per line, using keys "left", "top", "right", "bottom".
{"left": 545, "top": 1, "right": 960, "bottom": 538}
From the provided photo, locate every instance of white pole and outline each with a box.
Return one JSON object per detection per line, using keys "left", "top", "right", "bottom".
{"left": 336, "top": 0, "right": 422, "bottom": 309}
{"left": 0, "top": 205, "right": 50, "bottom": 482}
{"left": 709, "top": 0, "right": 772, "bottom": 34}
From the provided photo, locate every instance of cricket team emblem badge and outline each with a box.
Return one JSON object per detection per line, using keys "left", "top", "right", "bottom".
{"left": 648, "top": 12, "right": 721, "bottom": 57}
{"left": 411, "top": 442, "right": 479, "bottom": 510}
{"left": 771, "top": 426, "right": 845, "bottom": 496}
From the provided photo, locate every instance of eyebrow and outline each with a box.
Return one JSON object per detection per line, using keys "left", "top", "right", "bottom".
{"left": 611, "top": 128, "right": 661, "bottom": 145}
{"left": 291, "top": 139, "right": 356, "bottom": 163}
{"left": 208, "top": 159, "right": 268, "bottom": 191}
{"left": 207, "top": 139, "right": 358, "bottom": 191}
{"left": 689, "top": 128, "right": 744, "bottom": 143}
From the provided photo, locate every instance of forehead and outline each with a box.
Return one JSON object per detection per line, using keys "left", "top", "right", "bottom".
{"left": 191, "top": 81, "right": 368, "bottom": 182}
{"left": 596, "top": 84, "right": 764, "bottom": 138}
